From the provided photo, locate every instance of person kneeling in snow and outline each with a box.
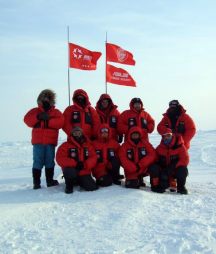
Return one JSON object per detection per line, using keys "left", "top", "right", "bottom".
{"left": 24, "top": 89, "right": 64, "bottom": 189}
{"left": 56, "top": 127, "right": 98, "bottom": 194}
{"left": 155, "top": 132, "right": 189, "bottom": 194}
{"left": 118, "top": 127, "right": 162, "bottom": 192}
{"left": 92, "top": 124, "right": 123, "bottom": 187}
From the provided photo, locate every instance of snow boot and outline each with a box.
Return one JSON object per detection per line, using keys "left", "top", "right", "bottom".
{"left": 32, "top": 168, "right": 41, "bottom": 189}
{"left": 125, "top": 179, "right": 140, "bottom": 189}
{"left": 78, "top": 175, "right": 98, "bottom": 191}
{"left": 177, "top": 186, "right": 188, "bottom": 195}
{"left": 45, "top": 168, "right": 59, "bottom": 187}
{"left": 96, "top": 174, "right": 113, "bottom": 187}
{"left": 151, "top": 186, "right": 165, "bottom": 193}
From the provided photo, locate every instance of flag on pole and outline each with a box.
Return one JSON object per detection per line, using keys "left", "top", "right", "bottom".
{"left": 106, "top": 43, "right": 135, "bottom": 65}
{"left": 106, "top": 64, "right": 136, "bottom": 87}
{"left": 69, "top": 43, "right": 102, "bottom": 70}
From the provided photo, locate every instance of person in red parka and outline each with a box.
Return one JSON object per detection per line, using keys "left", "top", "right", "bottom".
{"left": 118, "top": 126, "right": 162, "bottom": 191}
{"left": 96, "top": 94, "right": 123, "bottom": 143}
{"left": 118, "top": 97, "right": 155, "bottom": 141}
{"left": 56, "top": 126, "right": 98, "bottom": 194}
{"left": 63, "top": 89, "right": 100, "bottom": 140}
{"left": 155, "top": 132, "right": 189, "bottom": 194}
{"left": 24, "top": 89, "right": 64, "bottom": 189}
{"left": 157, "top": 100, "right": 196, "bottom": 150}
{"left": 92, "top": 124, "right": 122, "bottom": 187}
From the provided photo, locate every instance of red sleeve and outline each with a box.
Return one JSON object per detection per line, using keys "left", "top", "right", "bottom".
{"left": 117, "top": 111, "right": 129, "bottom": 135}
{"left": 84, "top": 143, "right": 97, "bottom": 170}
{"left": 62, "top": 106, "right": 72, "bottom": 136}
{"left": 146, "top": 112, "right": 155, "bottom": 133}
{"left": 176, "top": 146, "right": 189, "bottom": 168}
{"left": 90, "top": 107, "right": 101, "bottom": 138}
{"left": 157, "top": 116, "right": 172, "bottom": 135}
{"left": 56, "top": 143, "right": 77, "bottom": 169}
{"left": 48, "top": 109, "right": 64, "bottom": 130}
{"left": 182, "top": 114, "right": 196, "bottom": 147}
{"left": 24, "top": 108, "right": 40, "bottom": 128}
{"left": 118, "top": 144, "right": 137, "bottom": 173}
{"left": 138, "top": 142, "right": 157, "bottom": 172}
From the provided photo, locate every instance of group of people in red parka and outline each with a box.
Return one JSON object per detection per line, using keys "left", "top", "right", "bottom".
{"left": 24, "top": 88, "right": 196, "bottom": 195}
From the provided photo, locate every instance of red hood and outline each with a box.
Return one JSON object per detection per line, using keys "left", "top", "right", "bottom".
{"left": 72, "top": 89, "right": 90, "bottom": 108}
{"left": 129, "top": 98, "right": 144, "bottom": 112}
{"left": 127, "top": 126, "right": 143, "bottom": 146}
{"left": 159, "top": 134, "right": 184, "bottom": 149}
{"left": 96, "top": 93, "right": 117, "bottom": 112}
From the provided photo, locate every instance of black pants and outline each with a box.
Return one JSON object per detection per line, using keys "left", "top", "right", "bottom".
{"left": 63, "top": 167, "right": 98, "bottom": 191}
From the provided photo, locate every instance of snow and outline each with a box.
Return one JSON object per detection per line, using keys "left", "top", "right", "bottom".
{"left": 0, "top": 131, "right": 216, "bottom": 254}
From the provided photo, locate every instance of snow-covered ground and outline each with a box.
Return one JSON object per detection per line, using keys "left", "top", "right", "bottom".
{"left": 0, "top": 131, "right": 216, "bottom": 254}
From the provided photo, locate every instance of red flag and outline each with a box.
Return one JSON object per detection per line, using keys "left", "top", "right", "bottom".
{"left": 69, "top": 43, "right": 102, "bottom": 70}
{"left": 106, "top": 64, "right": 136, "bottom": 87}
{"left": 106, "top": 43, "right": 135, "bottom": 65}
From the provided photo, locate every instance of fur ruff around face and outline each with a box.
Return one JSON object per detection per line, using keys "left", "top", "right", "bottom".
{"left": 37, "top": 89, "right": 56, "bottom": 106}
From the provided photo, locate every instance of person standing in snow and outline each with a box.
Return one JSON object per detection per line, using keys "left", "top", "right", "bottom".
{"left": 92, "top": 124, "right": 122, "bottom": 187}
{"left": 95, "top": 94, "right": 123, "bottom": 143}
{"left": 157, "top": 100, "right": 196, "bottom": 150}
{"left": 24, "top": 89, "right": 64, "bottom": 189}
{"left": 62, "top": 89, "right": 100, "bottom": 140}
{"left": 56, "top": 126, "right": 98, "bottom": 194}
{"left": 118, "top": 97, "right": 155, "bottom": 141}
{"left": 118, "top": 127, "right": 163, "bottom": 192}
{"left": 155, "top": 132, "right": 190, "bottom": 194}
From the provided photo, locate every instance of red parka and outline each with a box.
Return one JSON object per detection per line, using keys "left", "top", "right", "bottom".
{"left": 157, "top": 105, "right": 196, "bottom": 149}
{"left": 118, "top": 99, "right": 155, "bottom": 140}
{"left": 63, "top": 89, "right": 100, "bottom": 139}
{"left": 92, "top": 124, "right": 120, "bottom": 179}
{"left": 24, "top": 105, "right": 64, "bottom": 146}
{"left": 56, "top": 135, "right": 97, "bottom": 176}
{"left": 156, "top": 134, "right": 189, "bottom": 169}
{"left": 118, "top": 127, "right": 157, "bottom": 180}
{"left": 96, "top": 94, "right": 121, "bottom": 140}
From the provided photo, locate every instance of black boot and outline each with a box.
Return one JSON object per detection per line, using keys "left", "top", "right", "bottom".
{"left": 32, "top": 168, "right": 41, "bottom": 189}
{"left": 45, "top": 168, "right": 59, "bottom": 187}
{"left": 151, "top": 186, "right": 165, "bottom": 193}
{"left": 177, "top": 186, "right": 188, "bottom": 195}
{"left": 78, "top": 175, "right": 98, "bottom": 191}
{"left": 96, "top": 174, "right": 113, "bottom": 187}
{"left": 125, "top": 179, "right": 140, "bottom": 189}
{"left": 64, "top": 178, "right": 73, "bottom": 194}
{"left": 63, "top": 168, "right": 77, "bottom": 194}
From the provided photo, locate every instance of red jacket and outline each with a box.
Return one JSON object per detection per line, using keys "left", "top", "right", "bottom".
{"left": 96, "top": 94, "right": 121, "bottom": 141}
{"left": 56, "top": 135, "right": 97, "bottom": 176}
{"left": 118, "top": 127, "right": 157, "bottom": 180}
{"left": 92, "top": 124, "right": 120, "bottom": 179}
{"left": 156, "top": 135, "right": 189, "bottom": 169}
{"left": 63, "top": 89, "right": 100, "bottom": 139}
{"left": 24, "top": 106, "right": 64, "bottom": 146}
{"left": 157, "top": 105, "right": 196, "bottom": 149}
{"left": 118, "top": 99, "right": 155, "bottom": 140}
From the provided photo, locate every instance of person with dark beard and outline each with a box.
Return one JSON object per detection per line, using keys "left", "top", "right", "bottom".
{"left": 63, "top": 89, "right": 100, "bottom": 140}
{"left": 56, "top": 127, "right": 98, "bottom": 194}
{"left": 24, "top": 89, "right": 64, "bottom": 189}
{"left": 157, "top": 100, "right": 196, "bottom": 150}
{"left": 118, "top": 127, "right": 162, "bottom": 191}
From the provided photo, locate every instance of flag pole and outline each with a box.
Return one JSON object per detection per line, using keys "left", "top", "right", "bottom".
{"left": 105, "top": 31, "right": 108, "bottom": 94}
{"left": 67, "top": 26, "right": 71, "bottom": 106}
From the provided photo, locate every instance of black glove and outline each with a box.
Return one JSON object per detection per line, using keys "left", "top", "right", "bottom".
{"left": 177, "top": 122, "right": 185, "bottom": 134}
{"left": 76, "top": 161, "right": 84, "bottom": 171}
{"left": 117, "top": 134, "right": 123, "bottom": 143}
{"left": 37, "top": 112, "right": 50, "bottom": 121}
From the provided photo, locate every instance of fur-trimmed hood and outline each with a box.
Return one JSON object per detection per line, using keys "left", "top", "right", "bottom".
{"left": 37, "top": 89, "right": 56, "bottom": 106}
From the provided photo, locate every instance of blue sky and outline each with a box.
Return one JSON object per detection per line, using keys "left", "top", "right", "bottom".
{"left": 0, "top": 0, "right": 215, "bottom": 142}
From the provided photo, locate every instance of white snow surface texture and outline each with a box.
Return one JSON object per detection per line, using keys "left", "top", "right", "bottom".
{"left": 0, "top": 131, "right": 216, "bottom": 254}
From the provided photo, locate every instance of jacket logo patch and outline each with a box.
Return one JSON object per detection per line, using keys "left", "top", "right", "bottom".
{"left": 111, "top": 116, "right": 117, "bottom": 123}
